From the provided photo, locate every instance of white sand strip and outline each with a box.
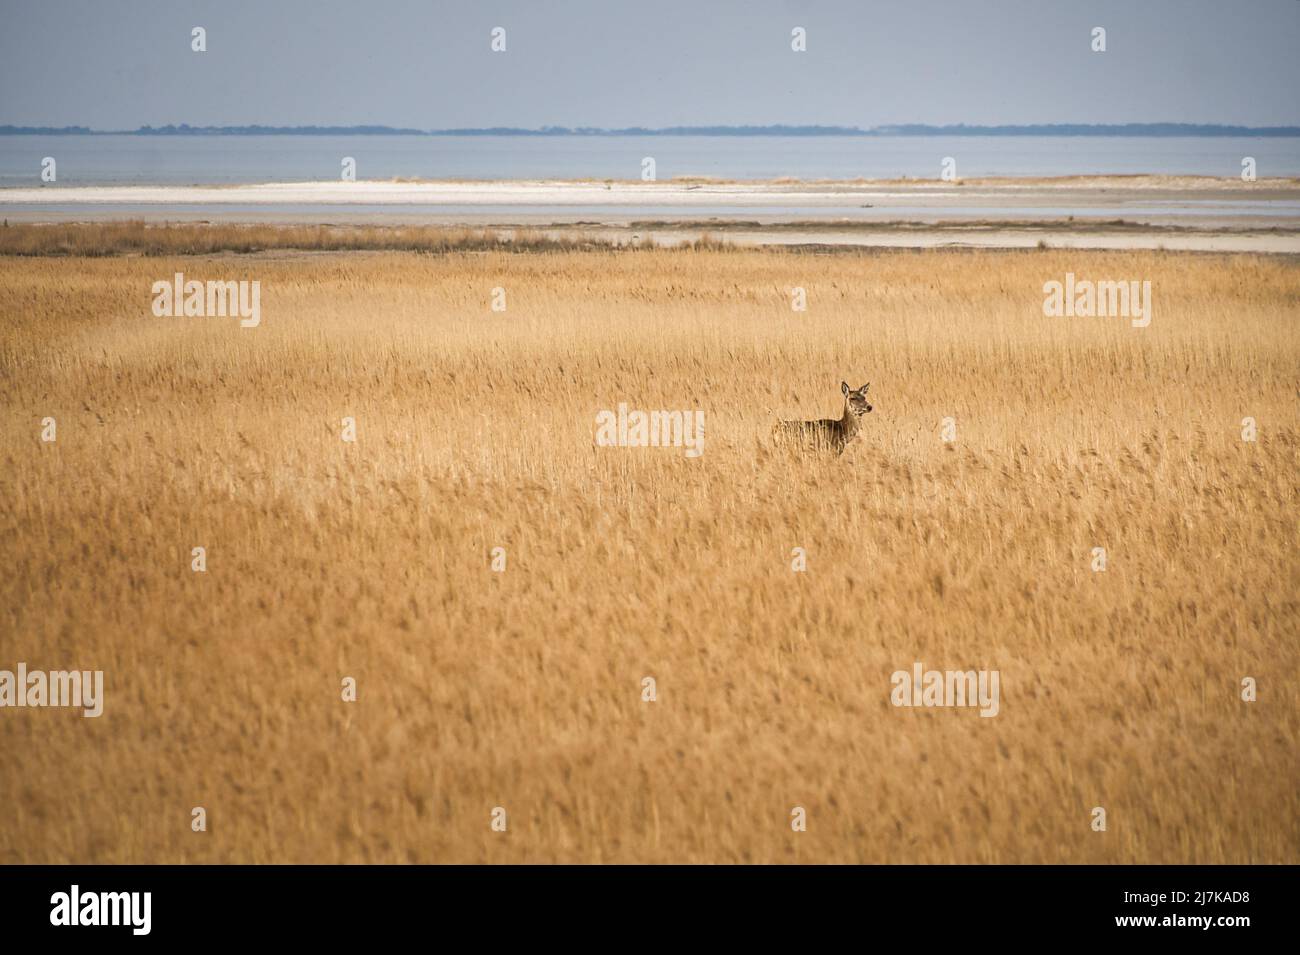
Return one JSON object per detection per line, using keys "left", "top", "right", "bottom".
{"left": 3, "top": 178, "right": 1299, "bottom": 207}
{"left": 1, "top": 180, "right": 899, "bottom": 206}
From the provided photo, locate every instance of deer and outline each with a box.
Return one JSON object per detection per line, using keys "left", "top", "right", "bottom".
{"left": 773, "top": 381, "right": 872, "bottom": 455}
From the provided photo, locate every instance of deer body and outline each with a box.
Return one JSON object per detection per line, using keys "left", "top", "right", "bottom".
{"left": 773, "top": 382, "right": 872, "bottom": 455}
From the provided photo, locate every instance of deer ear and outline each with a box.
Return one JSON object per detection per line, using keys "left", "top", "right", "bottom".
{"left": 841, "top": 381, "right": 850, "bottom": 397}
{"left": 861, "top": 383, "right": 870, "bottom": 393}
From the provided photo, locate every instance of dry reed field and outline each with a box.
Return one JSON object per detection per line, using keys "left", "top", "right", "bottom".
{"left": 1, "top": 234, "right": 1297, "bottom": 863}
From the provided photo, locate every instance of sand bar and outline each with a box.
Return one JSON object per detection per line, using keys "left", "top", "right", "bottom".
{"left": 4, "top": 178, "right": 1298, "bottom": 252}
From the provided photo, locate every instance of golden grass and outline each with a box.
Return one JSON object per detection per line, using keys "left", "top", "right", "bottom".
{"left": 0, "top": 244, "right": 1296, "bottom": 863}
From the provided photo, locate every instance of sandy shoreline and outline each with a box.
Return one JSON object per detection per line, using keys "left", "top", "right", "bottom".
{"left": 4, "top": 177, "right": 1299, "bottom": 252}
{"left": 6, "top": 176, "right": 1300, "bottom": 204}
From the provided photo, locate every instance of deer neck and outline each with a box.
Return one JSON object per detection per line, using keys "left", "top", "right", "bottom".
{"left": 840, "top": 403, "right": 861, "bottom": 437}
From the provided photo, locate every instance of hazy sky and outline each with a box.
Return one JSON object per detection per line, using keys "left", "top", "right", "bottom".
{"left": 2, "top": 0, "right": 1297, "bottom": 129}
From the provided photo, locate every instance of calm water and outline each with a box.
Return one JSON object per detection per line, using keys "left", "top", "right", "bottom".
{"left": 2, "top": 134, "right": 1299, "bottom": 185}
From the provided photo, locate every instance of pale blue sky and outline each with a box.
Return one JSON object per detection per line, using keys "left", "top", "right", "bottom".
{"left": 1, "top": 0, "right": 1297, "bottom": 129}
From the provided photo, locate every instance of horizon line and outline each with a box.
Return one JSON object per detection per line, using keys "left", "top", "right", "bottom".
{"left": 3, "top": 122, "right": 1300, "bottom": 137}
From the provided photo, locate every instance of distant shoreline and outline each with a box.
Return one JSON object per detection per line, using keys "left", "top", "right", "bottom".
{"left": 3, "top": 177, "right": 1298, "bottom": 255}
{"left": 4, "top": 123, "right": 1300, "bottom": 137}
{"left": 6, "top": 174, "right": 1298, "bottom": 197}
